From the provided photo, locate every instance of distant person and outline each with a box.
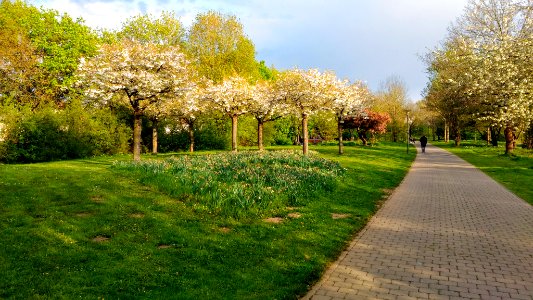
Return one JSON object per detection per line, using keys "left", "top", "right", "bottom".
{"left": 420, "top": 135, "right": 428, "bottom": 153}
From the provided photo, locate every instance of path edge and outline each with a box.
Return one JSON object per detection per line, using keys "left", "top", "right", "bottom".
{"left": 300, "top": 146, "right": 420, "bottom": 299}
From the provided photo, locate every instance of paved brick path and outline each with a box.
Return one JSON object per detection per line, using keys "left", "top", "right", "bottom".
{"left": 303, "top": 144, "right": 533, "bottom": 300}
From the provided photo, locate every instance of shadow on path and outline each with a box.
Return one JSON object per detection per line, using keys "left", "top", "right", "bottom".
{"left": 303, "top": 143, "right": 533, "bottom": 300}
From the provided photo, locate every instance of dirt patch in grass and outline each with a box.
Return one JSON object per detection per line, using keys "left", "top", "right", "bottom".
{"left": 218, "top": 227, "right": 231, "bottom": 233}
{"left": 331, "top": 213, "right": 350, "bottom": 219}
{"left": 287, "top": 213, "right": 302, "bottom": 219}
{"left": 129, "top": 213, "right": 145, "bottom": 219}
{"left": 75, "top": 212, "right": 93, "bottom": 218}
{"left": 264, "top": 217, "right": 283, "bottom": 224}
{"left": 92, "top": 235, "right": 110, "bottom": 243}
{"left": 90, "top": 195, "right": 105, "bottom": 203}
{"left": 157, "top": 244, "right": 172, "bottom": 249}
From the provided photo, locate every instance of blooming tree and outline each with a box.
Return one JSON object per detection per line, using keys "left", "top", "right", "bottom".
{"left": 164, "top": 82, "right": 208, "bottom": 152}
{"left": 425, "top": 0, "right": 533, "bottom": 153}
{"left": 330, "top": 80, "right": 368, "bottom": 154}
{"left": 249, "top": 80, "right": 288, "bottom": 151}
{"left": 343, "top": 110, "right": 391, "bottom": 146}
{"left": 275, "top": 69, "right": 339, "bottom": 155}
{"left": 76, "top": 41, "right": 191, "bottom": 160}
{"left": 469, "top": 37, "right": 533, "bottom": 153}
{"left": 206, "top": 75, "right": 254, "bottom": 152}
{"left": 424, "top": 37, "right": 479, "bottom": 146}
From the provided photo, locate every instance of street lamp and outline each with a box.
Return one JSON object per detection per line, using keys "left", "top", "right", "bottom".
{"left": 405, "top": 110, "right": 411, "bottom": 154}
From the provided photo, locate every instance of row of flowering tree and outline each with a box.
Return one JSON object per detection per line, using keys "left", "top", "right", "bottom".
{"left": 424, "top": 0, "right": 532, "bottom": 153}
{"left": 76, "top": 41, "right": 373, "bottom": 159}
{"left": 1, "top": 4, "right": 382, "bottom": 162}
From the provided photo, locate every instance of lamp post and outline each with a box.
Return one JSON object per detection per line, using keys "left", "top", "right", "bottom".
{"left": 406, "top": 110, "right": 411, "bottom": 154}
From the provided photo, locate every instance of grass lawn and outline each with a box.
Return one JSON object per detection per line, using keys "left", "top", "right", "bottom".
{"left": 435, "top": 141, "right": 533, "bottom": 205}
{"left": 0, "top": 143, "right": 415, "bottom": 299}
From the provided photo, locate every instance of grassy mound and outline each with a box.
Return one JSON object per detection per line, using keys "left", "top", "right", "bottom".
{"left": 113, "top": 150, "right": 345, "bottom": 218}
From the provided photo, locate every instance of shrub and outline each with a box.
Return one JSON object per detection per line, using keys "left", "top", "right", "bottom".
{"left": 0, "top": 104, "right": 130, "bottom": 163}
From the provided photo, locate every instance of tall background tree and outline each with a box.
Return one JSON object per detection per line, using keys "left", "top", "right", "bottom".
{"left": 187, "top": 11, "right": 259, "bottom": 83}
{"left": 372, "top": 76, "right": 410, "bottom": 142}
{"left": 0, "top": 0, "right": 98, "bottom": 109}
{"left": 424, "top": 37, "right": 478, "bottom": 146}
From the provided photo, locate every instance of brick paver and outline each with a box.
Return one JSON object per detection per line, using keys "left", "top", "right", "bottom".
{"left": 303, "top": 144, "right": 533, "bottom": 300}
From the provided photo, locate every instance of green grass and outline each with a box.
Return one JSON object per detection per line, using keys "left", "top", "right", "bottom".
{"left": 0, "top": 143, "right": 415, "bottom": 299}
{"left": 435, "top": 141, "right": 533, "bottom": 204}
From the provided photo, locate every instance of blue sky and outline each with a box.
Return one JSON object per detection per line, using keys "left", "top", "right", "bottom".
{"left": 30, "top": 0, "right": 468, "bottom": 101}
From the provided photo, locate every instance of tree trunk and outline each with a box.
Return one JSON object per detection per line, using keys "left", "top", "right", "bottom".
{"left": 337, "top": 119, "right": 344, "bottom": 154}
{"left": 359, "top": 130, "right": 368, "bottom": 146}
{"left": 188, "top": 120, "right": 195, "bottom": 153}
{"left": 133, "top": 109, "right": 142, "bottom": 161}
{"left": 487, "top": 127, "right": 491, "bottom": 145}
{"left": 453, "top": 126, "right": 461, "bottom": 147}
{"left": 504, "top": 124, "right": 514, "bottom": 154}
{"left": 490, "top": 127, "right": 499, "bottom": 147}
{"left": 231, "top": 114, "right": 238, "bottom": 153}
{"left": 302, "top": 113, "right": 309, "bottom": 155}
{"left": 257, "top": 119, "right": 264, "bottom": 151}
{"left": 444, "top": 120, "right": 450, "bottom": 143}
{"left": 152, "top": 118, "right": 158, "bottom": 155}
{"left": 524, "top": 122, "right": 533, "bottom": 149}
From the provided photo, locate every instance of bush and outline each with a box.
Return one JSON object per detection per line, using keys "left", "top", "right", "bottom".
{"left": 0, "top": 104, "right": 130, "bottom": 163}
{"left": 155, "top": 116, "right": 231, "bottom": 152}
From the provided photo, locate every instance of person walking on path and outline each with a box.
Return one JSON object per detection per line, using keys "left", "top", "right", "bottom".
{"left": 419, "top": 135, "right": 427, "bottom": 153}
{"left": 303, "top": 144, "right": 533, "bottom": 300}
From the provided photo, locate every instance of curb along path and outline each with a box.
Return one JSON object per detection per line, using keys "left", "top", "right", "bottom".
{"left": 303, "top": 143, "right": 533, "bottom": 300}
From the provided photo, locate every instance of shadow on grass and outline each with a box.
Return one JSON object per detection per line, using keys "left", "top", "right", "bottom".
{"left": 0, "top": 142, "right": 416, "bottom": 299}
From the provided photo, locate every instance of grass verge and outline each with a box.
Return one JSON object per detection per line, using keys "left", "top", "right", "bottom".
{"left": 435, "top": 141, "right": 533, "bottom": 204}
{"left": 0, "top": 143, "right": 415, "bottom": 299}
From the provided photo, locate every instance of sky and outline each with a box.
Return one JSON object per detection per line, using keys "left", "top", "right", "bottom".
{"left": 30, "top": 0, "right": 469, "bottom": 101}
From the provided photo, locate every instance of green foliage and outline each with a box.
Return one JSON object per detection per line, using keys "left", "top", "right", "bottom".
{"left": 0, "top": 104, "right": 130, "bottom": 163}
{"left": 272, "top": 116, "right": 300, "bottom": 145}
{"left": 113, "top": 150, "right": 344, "bottom": 218}
{"left": 0, "top": 0, "right": 98, "bottom": 107}
{"left": 187, "top": 11, "right": 259, "bottom": 83}
{"left": 155, "top": 115, "right": 230, "bottom": 152}
{"left": 257, "top": 60, "right": 276, "bottom": 80}
{"left": 309, "top": 111, "right": 337, "bottom": 140}
{"left": 235, "top": 115, "right": 276, "bottom": 147}
{"left": 117, "top": 11, "right": 185, "bottom": 46}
